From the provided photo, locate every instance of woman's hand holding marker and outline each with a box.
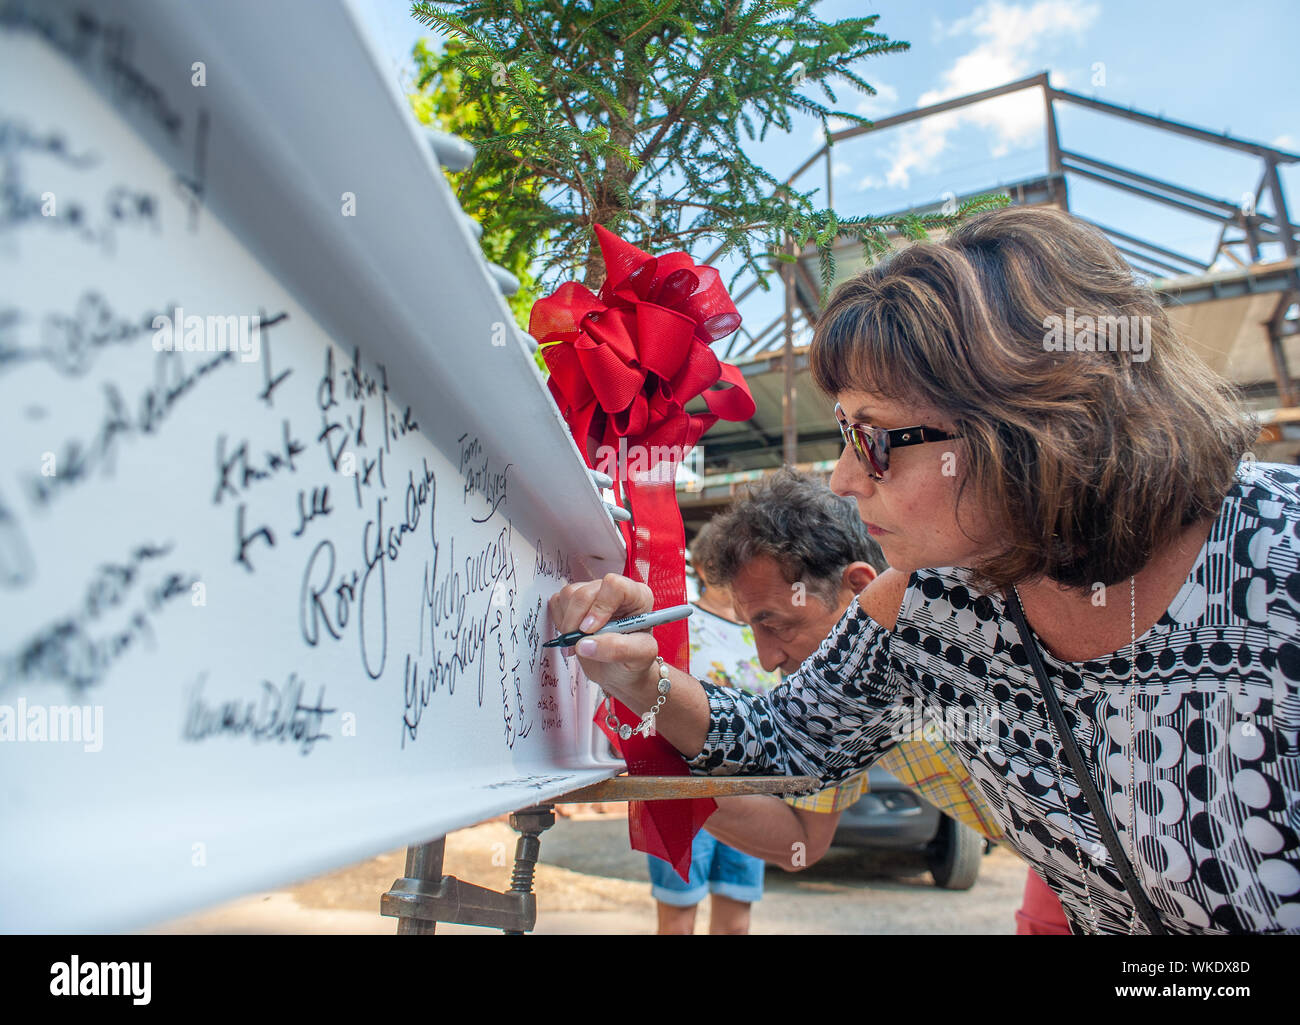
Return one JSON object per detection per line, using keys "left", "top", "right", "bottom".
{"left": 547, "top": 574, "right": 663, "bottom": 708}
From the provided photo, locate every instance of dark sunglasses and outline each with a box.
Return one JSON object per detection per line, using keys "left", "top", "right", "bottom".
{"left": 834, "top": 403, "right": 960, "bottom": 481}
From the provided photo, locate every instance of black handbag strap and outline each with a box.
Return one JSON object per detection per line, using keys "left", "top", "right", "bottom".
{"left": 1002, "top": 586, "right": 1167, "bottom": 935}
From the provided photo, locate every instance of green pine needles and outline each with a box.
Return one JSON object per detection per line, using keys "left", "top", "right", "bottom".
{"left": 410, "top": 0, "right": 1007, "bottom": 297}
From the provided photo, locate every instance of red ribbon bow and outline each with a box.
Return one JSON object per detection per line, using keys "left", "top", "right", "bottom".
{"left": 532, "top": 225, "right": 756, "bottom": 469}
{"left": 530, "top": 225, "right": 756, "bottom": 880}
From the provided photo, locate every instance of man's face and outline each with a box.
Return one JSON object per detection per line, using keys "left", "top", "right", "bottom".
{"left": 729, "top": 554, "right": 853, "bottom": 674}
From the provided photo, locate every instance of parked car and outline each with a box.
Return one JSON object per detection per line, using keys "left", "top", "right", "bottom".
{"left": 831, "top": 764, "right": 987, "bottom": 890}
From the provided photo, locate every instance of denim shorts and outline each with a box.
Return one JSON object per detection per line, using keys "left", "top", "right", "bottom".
{"left": 646, "top": 828, "right": 765, "bottom": 906}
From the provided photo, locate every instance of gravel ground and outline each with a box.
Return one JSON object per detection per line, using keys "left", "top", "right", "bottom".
{"left": 147, "top": 811, "right": 1028, "bottom": 934}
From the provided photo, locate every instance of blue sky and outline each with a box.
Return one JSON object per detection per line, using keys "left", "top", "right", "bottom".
{"left": 357, "top": 0, "right": 1299, "bottom": 344}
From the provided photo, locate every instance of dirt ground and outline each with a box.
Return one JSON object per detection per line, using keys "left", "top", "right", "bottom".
{"left": 146, "top": 807, "right": 1029, "bottom": 934}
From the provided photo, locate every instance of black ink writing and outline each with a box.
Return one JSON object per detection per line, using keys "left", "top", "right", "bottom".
{"left": 291, "top": 485, "right": 333, "bottom": 539}
{"left": 457, "top": 432, "right": 511, "bottom": 523}
{"left": 234, "top": 503, "right": 274, "bottom": 574}
{"left": 213, "top": 420, "right": 305, "bottom": 505}
{"left": 182, "top": 672, "right": 334, "bottom": 755}
{"left": 26, "top": 348, "right": 236, "bottom": 508}
{"left": 0, "top": 541, "right": 193, "bottom": 694}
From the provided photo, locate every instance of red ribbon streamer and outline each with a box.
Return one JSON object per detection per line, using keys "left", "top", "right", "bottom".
{"left": 530, "top": 225, "right": 757, "bottom": 880}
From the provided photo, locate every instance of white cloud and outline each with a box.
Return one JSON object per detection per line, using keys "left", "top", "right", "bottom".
{"left": 855, "top": 82, "right": 900, "bottom": 119}
{"left": 1274, "top": 133, "right": 1299, "bottom": 151}
{"left": 870, "top": 0, "right": 1100, "bottom": 189}
{"left": 879, "top": 110, "right": 960, "bottom": 189}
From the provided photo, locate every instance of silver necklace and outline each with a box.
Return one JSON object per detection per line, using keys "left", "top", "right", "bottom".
{"left": 1123, "top": 575, "right": 1140, "bottom": 935}
{"left": 1015, "top": 575, "right": 1139, "bottom": 935}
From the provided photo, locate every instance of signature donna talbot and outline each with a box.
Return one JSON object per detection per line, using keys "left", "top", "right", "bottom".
{"left": 181, "top": 671, "right": 335, "bottom": 755}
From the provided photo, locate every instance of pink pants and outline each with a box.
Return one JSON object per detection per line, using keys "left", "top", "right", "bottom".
{"left": 1015, "top": 869, "right": 1072, "bottom": 934}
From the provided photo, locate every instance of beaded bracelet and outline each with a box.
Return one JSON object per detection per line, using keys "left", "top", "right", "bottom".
{"left": 603, "top": 656, "right": 672, "bottom": 740}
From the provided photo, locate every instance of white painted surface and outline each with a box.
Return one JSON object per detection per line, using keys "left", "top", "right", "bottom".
{"left": 0, "top": 0, "right": 622, "bottom": 932}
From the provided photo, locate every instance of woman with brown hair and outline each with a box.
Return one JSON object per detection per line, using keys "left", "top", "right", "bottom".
{"left": 549, "top": 206, "right": 1300, "bottom": 934}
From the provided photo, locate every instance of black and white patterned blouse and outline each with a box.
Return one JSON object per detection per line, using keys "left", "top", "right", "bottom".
{"left": 687, "top": 460, "right": 1300, "bottom": 934}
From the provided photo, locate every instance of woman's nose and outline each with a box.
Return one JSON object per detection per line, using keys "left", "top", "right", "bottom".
{"left": 830, "top": 445, "right": 877, "bottom": 499}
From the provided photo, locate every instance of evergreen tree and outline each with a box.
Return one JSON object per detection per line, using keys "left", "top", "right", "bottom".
{"left": 410, "top": 0, "right": 1006, "bottom": 295}
{"left": 410, "top": 37, "right": 546, "bottom": 334}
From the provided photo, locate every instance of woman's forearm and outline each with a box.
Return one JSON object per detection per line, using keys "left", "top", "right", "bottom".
{"left": 550, "top": 572, "right": 902, "bottom": 782}
{"left": 683, "top": 599, "right": 904, "bottom": 786}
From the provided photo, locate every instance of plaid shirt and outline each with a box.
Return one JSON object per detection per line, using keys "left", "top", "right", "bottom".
{"left": 781, "top": 739, "right": 1003, "bottom": 841}
{"left": 869, "top": 741, "right": 1004, "bottom": 841}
